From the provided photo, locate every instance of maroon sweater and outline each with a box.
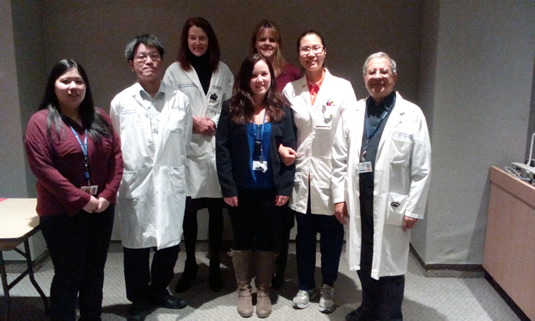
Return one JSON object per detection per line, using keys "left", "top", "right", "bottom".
{"left": 276, "top": 63, "right": 301, "bottom": 93}
{"left": 24, "top": 108, "right": 123, "bottom": 217}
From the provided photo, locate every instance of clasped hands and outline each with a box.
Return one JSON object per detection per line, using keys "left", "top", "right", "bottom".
{"left": 193, "top": 116, "right": 216, "bottom": 135}
{"left": 83, "top": 196, "right": 110, "bottom": 213}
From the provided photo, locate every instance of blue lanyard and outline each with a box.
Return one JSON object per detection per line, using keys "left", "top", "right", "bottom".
{"left": 255, "top": 111, "right": 267, "bottom": 162}
{"left": 69, "top": 126, "right": 91, "bottom": 183}
{"left": 365, "top": 109, "right": 389, "bottom": 140}
{"left": 255, "top": 111, "right": 267, "bottom": 140}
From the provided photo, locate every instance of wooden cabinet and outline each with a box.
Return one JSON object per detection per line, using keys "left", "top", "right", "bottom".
{"left": 483, "top": 166, "right": 535, "bottom": 320}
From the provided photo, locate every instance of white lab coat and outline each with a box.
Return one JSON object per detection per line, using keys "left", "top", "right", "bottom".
{"left": 163, "top": 61, "right": 234, "bottom": 198}
{"left": 282, "top": 70, "right": 357, "bottom": 215}
{"left": 332, "top": 92, "right": 431, "bottom": 279}
{"left": 110, "top": 82, "right": 193, "bottom": 250}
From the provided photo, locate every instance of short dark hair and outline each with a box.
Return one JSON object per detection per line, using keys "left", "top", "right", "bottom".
{"left": 125, "top": 34, "right": 165, "bottom": 62}
{"left": 38, "top": 59, "right": 112, "bottom": 143}
{"left": 229, "top": 54, "right": 286, "bottom": 125}
{"left": 177, "top": 17, "right": 220, "bottom": 73}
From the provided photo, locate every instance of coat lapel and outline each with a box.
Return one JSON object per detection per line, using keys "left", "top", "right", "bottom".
{"left": 313, "top": 70, "right": 332, "bottom": 112}
{"left": 184, "top": 68, "right": 205, "bottom": 98}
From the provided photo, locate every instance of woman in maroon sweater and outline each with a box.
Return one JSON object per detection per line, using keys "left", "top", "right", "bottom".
{"left": 24, "top": 59, "right": 123, "bottom": 321}
{"left": 251, "top": 20, "right": 301, "bottom": 93}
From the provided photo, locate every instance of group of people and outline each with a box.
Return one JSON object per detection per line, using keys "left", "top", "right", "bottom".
{"left": 24, "top": 16, "right": 431, "bottom": 321}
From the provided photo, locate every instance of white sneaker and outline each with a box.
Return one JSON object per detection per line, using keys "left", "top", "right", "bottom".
{"left": 319, "top": 284, "right": 335, "bottom": 313}
{"left": 292, "top": 289, "right": 316, "bottom": 309}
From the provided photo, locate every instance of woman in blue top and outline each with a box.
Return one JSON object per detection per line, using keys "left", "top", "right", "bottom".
{"left": 216, "top": 53, "right": 296, "bottom": 318}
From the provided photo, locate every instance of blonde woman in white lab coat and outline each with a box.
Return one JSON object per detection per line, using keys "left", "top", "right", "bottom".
{"left": 281, "top": 30, "right": 358, "bottom": 314}
{"left": 163, "top": 17, "right": 233, "bottom": 293}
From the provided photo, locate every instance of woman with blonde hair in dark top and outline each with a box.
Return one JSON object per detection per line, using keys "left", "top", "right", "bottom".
{"left": 251, "top": 19, "right": 301, "bottom": 92}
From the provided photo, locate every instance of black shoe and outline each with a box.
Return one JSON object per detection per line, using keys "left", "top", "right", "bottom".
{"left": 209, "top": 264, "right": 224, "bottom": 292}
{"left": 152, "top": 294, "right": 187, "bottom": 309}
{"left": 271, "top": 271, "right": 285, "bottom": 289}
{"left": 127, "top": 301, "right": 153, "bottom": 321}
{"left": 345, "top": 307, "right": 375, "bottom": 321}
{"left": 175, "top": 262, "right": 198, "bottom": 293}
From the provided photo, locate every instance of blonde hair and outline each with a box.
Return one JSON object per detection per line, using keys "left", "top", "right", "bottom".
{"left": 251, "top": 20, "right": 286, "bottom": 78}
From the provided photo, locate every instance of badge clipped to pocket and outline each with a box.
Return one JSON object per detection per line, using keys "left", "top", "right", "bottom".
{"left": 358, "top": 161, "right": 373, "bottom": 174}
{"left": 81, "top": 185, "right": 98, "bottom": 195}
{"left": 314, "top": 116, "right": 332, "bottom": 129}
{"left": 252, "top": 160, "right": 268, "bottom": 173}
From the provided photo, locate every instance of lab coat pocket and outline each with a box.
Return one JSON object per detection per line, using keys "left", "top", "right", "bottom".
{"left": 168, "top": 166, "right": 186, "bottom": 194}
{"left": 168, "top": 123, "right": 184, "bottom": 135}
{"left": 119, "top": 170, "right": 139, "bottom": 200}
{"left": 389, "top": 133, "right": 412, "bottom": 166}
{"left": 167, "top": 108, "right": 187, "bottom": 134}
{"left": 207, "top": 96, "right": 221, "bottom": 116}
{"left": 385, "top": 192, "right": 407, "bottom": 225}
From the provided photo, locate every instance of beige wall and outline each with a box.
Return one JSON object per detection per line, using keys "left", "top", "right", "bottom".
{"left": 412, "top": 0, "right": 535, "bottom": 264}
{"left": 39, "top": 0, "right": 423, "bottom": 111}
{"left": 0, "top": 0, "right": 29, "bottom": 198}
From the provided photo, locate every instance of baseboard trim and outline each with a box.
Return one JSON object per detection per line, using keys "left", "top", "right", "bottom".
{"left": 484, "top": 270, "right": 531, "bottom": 321}
{"left": 410, "top": 244, "right": 484, "bottom": 278}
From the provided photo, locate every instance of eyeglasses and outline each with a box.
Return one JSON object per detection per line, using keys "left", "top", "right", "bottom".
{"left": 135, "top": 53, "right": 161, "bottom": 63}
{"left": 300, "top": 45, "right": 324, "bottom": 55}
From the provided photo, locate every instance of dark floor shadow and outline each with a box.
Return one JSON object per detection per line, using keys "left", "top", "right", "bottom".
{"left": 170, "top": 250, "right": 236, "bottom": 309}
{"left": 101, "top": 303, "right": 131, "bottom": 320}
{"left": 0, "top": 296, "right": 48, "bottom": 321}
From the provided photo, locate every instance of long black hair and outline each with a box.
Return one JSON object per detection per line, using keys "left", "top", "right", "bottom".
{"left": 229, "top": 54, "right": 287, "bottom": 125}
{"left": 38, "top": 59, "right": 112, "bottom": 144}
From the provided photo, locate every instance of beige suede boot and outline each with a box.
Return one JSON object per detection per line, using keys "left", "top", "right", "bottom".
{"left": 231, "top": 250, "right": 253, "bottom": 318}
{"left": 255, "top": 251, "right": 278, "bottom": 318}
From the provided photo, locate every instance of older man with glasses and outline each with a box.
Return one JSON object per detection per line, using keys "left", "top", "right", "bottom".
{"left": 110, "top": 34, "right": 193, "bottom": 321}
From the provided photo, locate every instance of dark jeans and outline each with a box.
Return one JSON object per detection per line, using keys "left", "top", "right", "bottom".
{"left": 40, "top": 207, "right": 114, "bottom": 321}
{"left": 359, "top": 184, "right": 404, "bottom": 321}
{"left": 183, "top": 197, "right": 224, "bottom": 265}
{"left": 275, "top": 206, "right": 295, "bottom": 273}
{"left": 228, "top": 188, "right": 283, "bottom": 251}
{"left": 295, "top": 207, "right": 344, "bottom": 290}
{"left": 123, "top": 244, "right": 180, "bottom": 303}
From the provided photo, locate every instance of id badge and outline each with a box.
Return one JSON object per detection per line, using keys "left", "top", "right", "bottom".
{"left": 358, "top": 162, "right": 373, "bottom": 174}
{"left": 81, "top": 185, "right": 98, "bottom": 195}
{"left": 314, "top": 117, "right": 332, "bottom": 129}
{"left": 252, "top": 161, "right": 268, "bottom": 173}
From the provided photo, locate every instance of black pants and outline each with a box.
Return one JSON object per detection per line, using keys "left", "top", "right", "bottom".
{"left": 274, "top": 205, "right": 295, "bottom": 273}
{"left": 228, "top": 188, "right": 283, "bottom": 251}
{"left": 40, "top": 207, "right": 114, "bottom": 321}
{"left": 182, "top": 197, "right": 224, "bottom": 265}
{"left": 123, "top": 244, "right": 180, "bottom": 303}
{"left": 295, "top": 210, "right": 344, "bottom": 289}
{"left": 359, "top": 184, "right": 404, "bottom": 321}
